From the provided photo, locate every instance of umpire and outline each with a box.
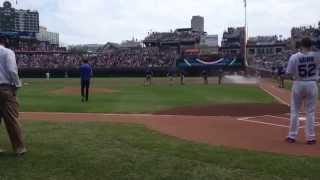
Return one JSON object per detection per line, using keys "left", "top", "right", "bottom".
{"left": 0, "top": 35, "right": 27, "bottom": 156}
{"left": 80, "top": 59, "right": 93, "bottom": 102}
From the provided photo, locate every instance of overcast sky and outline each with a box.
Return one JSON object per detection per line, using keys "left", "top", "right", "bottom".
{"left": 4, "top": 0, "right": 320, "bottom": 45}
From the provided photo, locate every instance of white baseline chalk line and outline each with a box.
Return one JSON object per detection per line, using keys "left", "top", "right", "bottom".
{"left": 259, "top": 85, "right": 290, "bottom": 106}
{"left": 236, "top": 118, "right": 289, "bottom": 128}
{"left": 299, "top": 122, "right": 320, "bottom": 129}
{"left": 237, "top": 115, "right": 269, "bottom": 121}
{"left": 238, "top": 115, "right": 289, "bottom": 121}
{"left": 266, "top": 115, "right": 290, "bottom": 121}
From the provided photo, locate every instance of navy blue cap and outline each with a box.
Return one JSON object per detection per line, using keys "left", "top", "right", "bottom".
{"left": 0, "top": 34, "right": 8, "bottom": 44}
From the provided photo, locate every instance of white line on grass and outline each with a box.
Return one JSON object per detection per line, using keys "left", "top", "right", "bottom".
{"left": 259, "top": 85, "right": 290, "bottom": 106}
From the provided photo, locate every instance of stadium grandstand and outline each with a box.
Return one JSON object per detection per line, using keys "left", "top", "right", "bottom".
{"left": 249, "top": 21, "right": 320, "bottom": 74}
{"left": 220, "top": 27, "right": 246, "bottom": 57}
{"left": 291, "top": 22, "right": 320, "bottom": 50}
{"left": 1, "top": 0, "right": 319, "bottom": 77}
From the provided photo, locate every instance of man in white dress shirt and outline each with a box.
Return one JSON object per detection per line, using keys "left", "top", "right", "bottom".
{"left": 0, "top": 35, "right": 27, "bottom": 156}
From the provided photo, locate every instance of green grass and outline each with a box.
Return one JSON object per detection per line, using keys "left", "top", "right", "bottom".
{"left": 18, "top": 78, "right": 276, "bottom": 113}
{"left": 0, "top": 121, "right": 319, "bottom": 180}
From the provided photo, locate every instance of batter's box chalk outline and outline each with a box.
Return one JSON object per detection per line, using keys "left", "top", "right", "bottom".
{"left": 265, "top": 115, "right": 290, "bottom": 121}
{"left": 237, "top": 115, "right": 270, "bottom": 121}
{"left": 299, "top": 122, "right": 320, "bottom": 129}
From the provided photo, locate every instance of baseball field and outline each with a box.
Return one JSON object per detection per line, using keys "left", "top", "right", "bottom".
{"left": 1, "top": 77, "right": 320, "bottom": 180}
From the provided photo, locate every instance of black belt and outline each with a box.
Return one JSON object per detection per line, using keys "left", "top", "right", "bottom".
{"left": 0, "top": 84, "right": 13, "bottom": 88}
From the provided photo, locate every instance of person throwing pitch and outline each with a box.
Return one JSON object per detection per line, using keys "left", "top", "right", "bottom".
{"left": 80, "top": 59, "right": 93, "bottom": 102}
{"left": 286, "top": 37, "right": 320, "bottom": 145}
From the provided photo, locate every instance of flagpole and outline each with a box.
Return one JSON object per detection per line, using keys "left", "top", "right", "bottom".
{"left": 244, "top": 0, "right": 248, "bottom": 67}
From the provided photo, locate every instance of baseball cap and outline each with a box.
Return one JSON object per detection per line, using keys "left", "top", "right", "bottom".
{"left": 0, "top": 34, "right": 8, "bottom": 44}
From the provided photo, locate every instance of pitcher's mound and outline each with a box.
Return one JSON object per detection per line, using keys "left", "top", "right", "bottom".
{"left": 51, "top": 87, "right": 118, "bottom": 95}
{"left": 155, "top": 104, "right": 289, "bottom": 117}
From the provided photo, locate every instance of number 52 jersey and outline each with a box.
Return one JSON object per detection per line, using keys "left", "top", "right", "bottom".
{"left": 286, "top": 51, "right": 320, "bottom": 81}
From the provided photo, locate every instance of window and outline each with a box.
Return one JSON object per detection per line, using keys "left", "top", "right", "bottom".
{"left": 249, "top": 48, "right": 255, "bottom": 55}
{"left": 276, "top": 48, "right": 282, "bottom": 53}
{"left": 257, "top": 48, "right": 264, "bottom": 55}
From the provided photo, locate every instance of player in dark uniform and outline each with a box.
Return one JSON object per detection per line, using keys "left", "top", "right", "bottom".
{"left": 271, "top": 66, "right": 276, "bottom": 79}
{"left": 145, "top": 65, "right": 153, "bottom": 86}
{"left": 218, "top": 68, "right": 224, "bottom": 85}
{"left": 277, "top": 65, "right": 285, "bottom": 88}
{"left": 201, "top": 70, "right": 209, "bottom": 85}
{"left": 179, "top": 70, "right": 185, "bottom": 85}
{"left": 167, "top": 69, "right": 175, "bottom": 86}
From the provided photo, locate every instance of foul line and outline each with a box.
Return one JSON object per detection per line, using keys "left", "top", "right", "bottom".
{"left": 259, "top": 85, "right": 290, "bottom": 106}
{"left": 236, "top": 118, "right": 289, "bottom": 128}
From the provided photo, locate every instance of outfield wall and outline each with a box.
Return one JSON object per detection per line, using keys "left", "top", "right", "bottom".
{"left": 19, "top": 67, "right": 245, "bottom": 78}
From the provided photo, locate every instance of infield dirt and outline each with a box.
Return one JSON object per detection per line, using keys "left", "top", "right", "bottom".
{"left": 155, "top": 103, "right": 289, "bottom": 117}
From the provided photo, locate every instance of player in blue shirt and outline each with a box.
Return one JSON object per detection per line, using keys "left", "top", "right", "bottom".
{"left": 80, "top": 59, "right": 93, "bottom": 102}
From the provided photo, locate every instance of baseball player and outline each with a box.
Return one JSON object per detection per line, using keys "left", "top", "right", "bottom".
{"left": 277, "top": 65, "right": 285, "bottom": 88}
{"left": 201, "top": 70, "right": 209, "bottom": 85}
{"left": 179, "top": 70, "right": 185, "bottom": 85}
{"left": 145, "top": 65, "right": 153, "bottom": 86}
{"left": 218, "top": 68, "right": 224, "bottom": 85}
{"left": 167, "top": 69, "right": 175, "bottom": 86}
{"left": 286, "top": 37, "right": 320, "bottom": 145}
{"left": 45, "top": 72, "right": 50, "bottom": 80}
{"left": 80, "top": 59, "right": 93, "bottom": 102}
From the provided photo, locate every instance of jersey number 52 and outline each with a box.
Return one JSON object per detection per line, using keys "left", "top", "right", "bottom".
{"left": 298, "top": 64, "right": 316, "bottom": 78}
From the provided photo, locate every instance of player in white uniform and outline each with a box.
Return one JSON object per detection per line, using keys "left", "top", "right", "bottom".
{"left": 286, "top": 37, "right": 320, "bottom": 145}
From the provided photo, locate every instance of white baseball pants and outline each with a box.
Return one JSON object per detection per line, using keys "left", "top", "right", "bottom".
{"left": 288, "top": 81, "right": 318, "bottom": 141}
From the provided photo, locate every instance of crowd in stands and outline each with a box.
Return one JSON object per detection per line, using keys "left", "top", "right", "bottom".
{"left": 251, "top": 22, "right": 320, "bottom": 72}
{"left": 9, "top": 41, "right": 66, "bottom": 52}
{"left": 16, "top": 46, "right": 179, "bottom": 69}
{"left": 291, "top": 25, "right": 320, "bottom": 41}
{"left": 13, "top": 23, "right": 320, "bottom": 71}
{"left": 291, "top": 25, "right": 320, "bottom": 49}
{"left": 251, "top": 50, "right": 295, "bottom": 72}
{"left": 144, "top": 31, "right": 201, "bottom": 43}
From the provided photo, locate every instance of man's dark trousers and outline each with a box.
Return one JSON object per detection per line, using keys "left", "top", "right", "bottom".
{"left": 81, "top": 79, "right": 90, "bottom": 102}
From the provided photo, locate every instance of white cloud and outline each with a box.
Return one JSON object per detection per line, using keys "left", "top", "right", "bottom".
{"left": 2, "top": 0, "right": 320, "bottom": 44}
